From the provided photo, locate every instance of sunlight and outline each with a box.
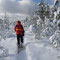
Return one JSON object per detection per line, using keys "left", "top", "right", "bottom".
{"left": 19, "top": 0, "right": 30, "bottom": 5}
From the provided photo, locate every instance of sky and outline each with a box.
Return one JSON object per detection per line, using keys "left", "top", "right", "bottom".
{"left": 33, "top": 0, "right": 40, "bottom": 3}
{"left": 16, "top": 0, "right": 54, "bottom": 4}
{"left": 33, "top": 0, "right": 54, "bottom": 5}
{"left": 0, "top": 0, "right": 55, "bottom": 15}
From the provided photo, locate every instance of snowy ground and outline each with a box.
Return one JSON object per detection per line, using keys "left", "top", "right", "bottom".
{"left": 0, "top": 28, "right": 60, "bottom": 60}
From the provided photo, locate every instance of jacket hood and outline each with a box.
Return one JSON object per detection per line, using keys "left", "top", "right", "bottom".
{"left": 17, "top": 20, "right": 21, "bottom": 25}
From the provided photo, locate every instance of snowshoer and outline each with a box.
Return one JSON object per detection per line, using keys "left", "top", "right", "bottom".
{"left": 14, "top": 20, "right": 25, "bottom": 47}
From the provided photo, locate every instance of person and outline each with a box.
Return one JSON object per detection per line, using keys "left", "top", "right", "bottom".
{"left": 14, "top": 20, "right": 25, "bottom": 47}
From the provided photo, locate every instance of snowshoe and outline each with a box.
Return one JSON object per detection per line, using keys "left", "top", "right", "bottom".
{"left": 17, "top": 44, "right": 25, "bottom": 53}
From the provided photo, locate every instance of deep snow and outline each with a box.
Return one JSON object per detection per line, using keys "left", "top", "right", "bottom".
{"left": 0, "top": 28, "right": 60, "bottom": 60}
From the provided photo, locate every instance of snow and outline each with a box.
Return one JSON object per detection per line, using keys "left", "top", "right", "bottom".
{"left": 57, "top": 20, "right": 60, "bottom": 26}
{"left": 0, "top": 1, "right": 60, "bottom": 59}
{"left": 49, "top": 30, "right": 60, "bottom": 47}
{"left": 0, "top": 12, "right": 60, "bottom": 60}
{"left": 0, "top": 28, "right": 60, "bottom": 60}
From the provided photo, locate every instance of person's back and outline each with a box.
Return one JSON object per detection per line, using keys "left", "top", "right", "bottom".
{"left": 15, "top": 21, "right": 24, "bottom": 35}
{"left": 15, "top": 20, "right": 25, "bottom": 47}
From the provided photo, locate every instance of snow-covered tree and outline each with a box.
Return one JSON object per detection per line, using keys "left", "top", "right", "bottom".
{"left": 36, "top": 0, "right": 50, "bottom": 22}
{"left": 40, "top": 18, "right": 55, "bottom": 38}
{"left": 49, "top": 20, "right": 60, "bottom": 48}
{"left": 56, "top": 12, "right": 60, "bottom": 20}
{"left": 29, "top": 15, "right": 44, "bottom": 40}
{"left": 3, "top": 13, "right": 10, "bottom": 29}
{"left": 23, "top": 17, "right": 31, "bottom": 27}
{"left": 36, "top": 0, "right": 45, "bottom": 22}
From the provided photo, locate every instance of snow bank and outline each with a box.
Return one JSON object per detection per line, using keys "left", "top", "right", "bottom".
{"left": 0, "top": 46, "right": 8, "bottom": 58}
{"left": 49, "top": 30, "right": 60, "bottom": 48}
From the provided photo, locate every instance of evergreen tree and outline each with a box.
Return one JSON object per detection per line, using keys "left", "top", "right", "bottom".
{"left": 35, "top": 0, "right": 50, "bottom": 22}
{"left": 44, "top": 2, "right": 50, "bottom": 18}
{"left": 56, "top": 12, "right": 60, "bottom": 20}
{"left": 36, "top": 0, "right": 45, "bottom": 22}
{"left": 4, "top": 13, "right": 9, "bottom": 29}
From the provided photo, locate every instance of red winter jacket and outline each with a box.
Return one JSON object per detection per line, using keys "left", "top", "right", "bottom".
{"left": 15, "top": 21, "right": 24, "bottom": 36}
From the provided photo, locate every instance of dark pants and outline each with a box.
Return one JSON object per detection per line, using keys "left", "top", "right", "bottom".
{"left": 17, "top": 35, "right": 23, "bottom": 45}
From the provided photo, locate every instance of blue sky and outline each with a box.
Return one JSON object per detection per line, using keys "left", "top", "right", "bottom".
{"left": 33, "top": 0, "right": 40, "bottom": 3}
{"left": 16, "top": 0, "right": 54, "bottom": 5}
{"left": 33, "top": 0, "right": 54, "bottom": 5}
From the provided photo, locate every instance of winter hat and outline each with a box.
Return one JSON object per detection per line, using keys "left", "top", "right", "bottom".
{"left": 17, "top": 20, "right": 21, "bottom": 25}
{"left": 17, "top": 20, "right": 21, "bottom": 23}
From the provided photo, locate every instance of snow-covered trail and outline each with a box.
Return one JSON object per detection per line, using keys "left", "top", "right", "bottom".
{"left": 0, "top": 29, "right": 60, "bottom": 60}
{"left": 25, "top": 30, "right": 60, "bottom": 60}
